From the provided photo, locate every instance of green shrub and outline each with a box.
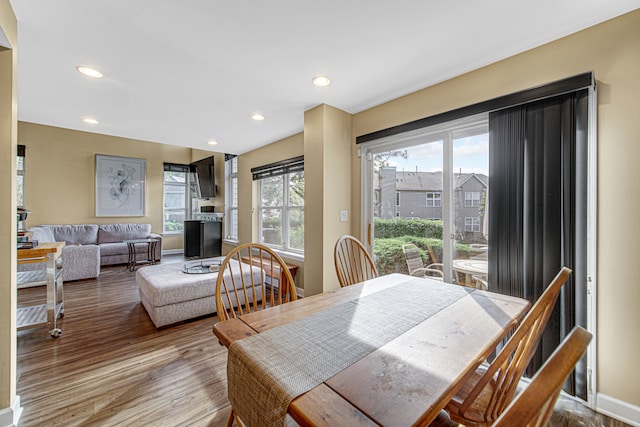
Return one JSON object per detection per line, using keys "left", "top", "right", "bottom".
{"left": 373, "top": 235, "right": 470, "bottom": 274}
{"left": 373, "top": 218, "right": 443, "bottom": 240}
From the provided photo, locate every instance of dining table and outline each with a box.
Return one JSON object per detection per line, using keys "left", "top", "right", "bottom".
{"left": 452, "top": 258, "right": 488, "bottom": 287}
{"left": 213, "top": 273, "right": 529, "bottom": 427}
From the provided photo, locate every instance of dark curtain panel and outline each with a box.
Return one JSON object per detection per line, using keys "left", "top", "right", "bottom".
{"left": 488, "top": 90, "right": 588, "bottom": 398}
{"left": 488, "top": 108, "right": 526, "bottom": 298}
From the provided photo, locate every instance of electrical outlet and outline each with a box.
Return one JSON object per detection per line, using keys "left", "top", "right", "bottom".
{"left": 340, "top": 210, "right": 348, "bottom": 222}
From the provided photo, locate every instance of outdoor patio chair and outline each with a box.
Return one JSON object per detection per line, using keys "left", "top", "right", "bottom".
{"left": 402, "top": 243, "right": 443, "bottom": 281}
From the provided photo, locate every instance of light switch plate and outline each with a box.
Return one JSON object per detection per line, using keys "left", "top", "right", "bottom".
{"left": 340, "top": 210, "right": 348, "bottom": 222}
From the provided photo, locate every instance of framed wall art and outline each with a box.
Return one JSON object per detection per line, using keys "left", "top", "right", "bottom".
{"left": 95, "top": 154, "right": 146, "bottom": 217}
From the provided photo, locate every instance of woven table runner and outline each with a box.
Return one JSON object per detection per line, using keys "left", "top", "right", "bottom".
{"left": 227, "top": 278, "right": 472, "bottom": 427}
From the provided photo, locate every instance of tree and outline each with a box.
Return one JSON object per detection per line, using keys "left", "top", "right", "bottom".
{"left": 373, "top": 150, "right": 408, "bottom": 218}
{"left": 374, "top": 150, "right": 408, "bottom": 170}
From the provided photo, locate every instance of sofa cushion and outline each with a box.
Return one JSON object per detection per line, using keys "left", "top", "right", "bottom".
{"left": 28, "top": 226, "right": 55, "bottom": 243}
{"left": 98, "top": 242, "right": 128, "bottom": 257}
{"left": 44, "top": 224, "right": 99, "bottom": 245}
{"left": 98, "top": 223, "right": 152, "bottom": 243}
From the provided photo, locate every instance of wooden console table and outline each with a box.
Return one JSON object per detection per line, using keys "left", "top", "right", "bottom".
{"left": 17, "top": 241, "right": 65, "bottom": 337}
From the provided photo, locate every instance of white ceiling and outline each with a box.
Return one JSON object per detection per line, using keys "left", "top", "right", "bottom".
{"left": 9, "top": 0, "right": 640, "bottom": 155}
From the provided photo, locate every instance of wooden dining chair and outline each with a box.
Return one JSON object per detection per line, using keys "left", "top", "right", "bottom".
{"left": 402, "top": 243, "right": 443, "bottom": 280}
{"left": 215, "top": 242, "right": 297, "bottom": 322}
{"left": 493, "top": 326, "right": 592, "bottom": 427}
{"left": 431, "top": 326, "right": 592, "bottom": 427}
{"left": 216, "top": 243, "right": 298, "bottom": 427}
{"left": 334, "top": 235, "right": 378, "bottom": 287}
{"left": 444, "top": 266, "right": 573, "bottom": 426}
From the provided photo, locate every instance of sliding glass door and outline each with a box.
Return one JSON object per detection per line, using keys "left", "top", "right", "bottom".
{"left": 361, "top": 89, "right": 593, "bottom": 401}
{"left": 363, "top": 115, "right": 488, "bottom": 284}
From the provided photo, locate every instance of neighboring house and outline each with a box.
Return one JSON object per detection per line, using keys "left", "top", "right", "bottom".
{"left": 375, "top": 167, "right": 488, "bottom": 243}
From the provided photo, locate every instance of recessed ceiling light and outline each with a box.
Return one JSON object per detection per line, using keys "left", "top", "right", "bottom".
{"left": 312, "top": 75, "right": 331, "bottom": 87}
{"left": 82, "top": 117, "right": 99, "bottom": 125}
{"left": 76, "top": 66, "right": 103, "bottom": 78}
{"left": 207, "top": 140, "right": 218, "bottom": 146}
{"left": 251, "top": 114, "right": 265, "bottom": 121}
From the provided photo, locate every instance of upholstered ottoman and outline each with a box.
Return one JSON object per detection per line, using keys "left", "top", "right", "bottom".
{"left": 136, "top": 259, "right": 263, "bottom": 328}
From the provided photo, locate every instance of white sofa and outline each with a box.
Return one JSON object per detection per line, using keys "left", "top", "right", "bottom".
{"left": 25, "top": 224, "right": 162, "bottom": 281}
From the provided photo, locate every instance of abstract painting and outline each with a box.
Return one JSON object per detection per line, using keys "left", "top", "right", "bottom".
{"left": 95, "top": 154, "right": 146, "bottom": 216}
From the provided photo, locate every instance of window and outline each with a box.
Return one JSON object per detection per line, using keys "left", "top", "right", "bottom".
{"left": 17, "top": 145, "right": 25, "bottom": 207}
{"left": 254, "top": 156, "right": 304, "bottom": 254}
{"left": 465, "top": 191, "right": 480, "bottom": 207}
{"left": 396, "top": 192, "right": 400, "bottom": 206}
{"left": 465, "top": 217, "right": 480, "bottom": 232}
{"left": 163, "top": 163, "right": 192, "bottom": 234}
{"left": 426, "top": 192, "right": 441, "bottom": 207}
{"left": 225, "top": 155, "right": 238, "bottom": 241}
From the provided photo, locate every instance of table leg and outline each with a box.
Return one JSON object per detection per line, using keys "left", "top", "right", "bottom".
{"left": 149, "top": 240, "right": 157, "bottom": 265}
{"left": 127, "top": 241, "right": 136, "bottom": 272}
{"left": 46, "top": 251, "right": 63, "bottom": 337}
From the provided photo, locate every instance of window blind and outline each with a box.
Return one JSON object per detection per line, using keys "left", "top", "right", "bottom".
{"left": 251, "top": 155, "right": 304, "bottom": 180}
{"left": 163, "top": 163, "right": 190, "bottom": 173}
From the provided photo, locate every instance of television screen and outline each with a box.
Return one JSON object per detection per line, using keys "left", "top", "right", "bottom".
{"left": 190, "top": 156, "right": 216, "bottom": 198}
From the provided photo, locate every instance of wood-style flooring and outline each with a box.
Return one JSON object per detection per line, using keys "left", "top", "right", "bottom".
{"left": 17, "top": 257, "right": 232, "bottom": 427}
{"left": 16, "top": 256, "right": 630, "bottom": 427}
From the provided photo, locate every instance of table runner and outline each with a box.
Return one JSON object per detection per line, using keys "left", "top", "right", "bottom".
{"left": 227, "top": 278, "right": 472, "bottom": 427}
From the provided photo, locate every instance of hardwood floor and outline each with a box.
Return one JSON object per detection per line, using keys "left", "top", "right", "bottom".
{"left": 17, "top": 258, "right": 233, "bottom": 427}
{"left": 17, "top": 257, "right": 630, "bottom": 427}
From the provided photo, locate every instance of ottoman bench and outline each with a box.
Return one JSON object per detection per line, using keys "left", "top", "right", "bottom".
{"left": 136, "top": 258, "right": 263, "bottom": 328}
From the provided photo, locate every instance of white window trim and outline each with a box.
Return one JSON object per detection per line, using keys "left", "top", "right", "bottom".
{"left": 464, "top": 191, "right": 480, "bottom": 207}
{"left": 162, "top": 168, "right": 190, "bottom": 235}
{"left": 225, "top": 156, "right": 239, "bottom": 242}
{"left": 464, "top": 216, "right": 480, "bottom": 232}
{"left": 426, "top": 192, "right": 441, "bottom": 207}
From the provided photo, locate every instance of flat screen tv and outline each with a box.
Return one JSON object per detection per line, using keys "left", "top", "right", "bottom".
{"left": 190, "top": 156, "right": 216, "bottom": 198}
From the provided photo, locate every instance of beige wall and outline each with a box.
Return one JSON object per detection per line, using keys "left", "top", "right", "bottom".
{"left": 17, "top": 122, "right": 221, "bottom": 251}
{"left": 0, "top": 0, "right": 17, "bottom": 415}
{"left": 233, "top": 132, "right": 305, "bottom": 290}
{"left": 352, "top": 10, "right": 640, "bottom": 407}
{"left": 303, "top": 105, "right": 352, "bottom": 295}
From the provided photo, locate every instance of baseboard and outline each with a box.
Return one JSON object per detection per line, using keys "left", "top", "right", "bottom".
{"left": 0, "top": 395, "right": 23, "bottom": 427}
{"left": 597, "top": 393, "right": 640, "bottom": 427}
{"left": 162, "top": 249, "right": 183, "bottom": 255}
